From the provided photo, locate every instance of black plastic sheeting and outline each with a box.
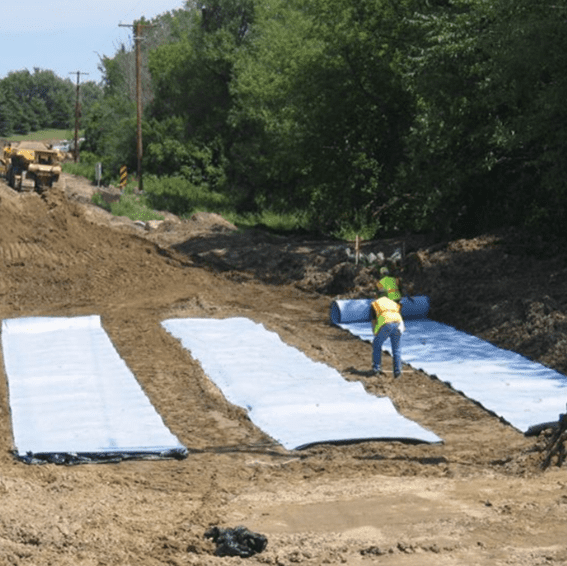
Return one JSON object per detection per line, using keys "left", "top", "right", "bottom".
{"left": 18, "top": 448, "right": 188, "bottom": 465}
{"left": 205, "top": 526, "right": 268, "bottom": 558}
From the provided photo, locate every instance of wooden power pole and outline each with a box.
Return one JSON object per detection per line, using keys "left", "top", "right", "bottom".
{"left": 69, "top": 71, "right": 89, "bottom": 163}
{"left": 119, "top": 21, "right": 153, "bottom": 192}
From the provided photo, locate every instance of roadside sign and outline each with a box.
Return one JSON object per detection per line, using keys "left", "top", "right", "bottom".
{"left": 120, "top": 165, "right": 127, "bottom": 188}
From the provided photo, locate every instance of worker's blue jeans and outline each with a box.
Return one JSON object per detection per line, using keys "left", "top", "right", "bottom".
{"left": 372, "top": 322, "right": 402, "bottom": 375}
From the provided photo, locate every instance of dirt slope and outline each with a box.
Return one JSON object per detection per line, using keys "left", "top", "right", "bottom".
{"left": 0, "top": 174, "right": 566, "bottom": 565}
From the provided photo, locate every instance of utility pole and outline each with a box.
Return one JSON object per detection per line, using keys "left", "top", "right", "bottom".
{"left": 119, "top": 20, "right": 153, "bottom": 192}
{"left": 69, "top": 71, "right": 89, "bottom": 163}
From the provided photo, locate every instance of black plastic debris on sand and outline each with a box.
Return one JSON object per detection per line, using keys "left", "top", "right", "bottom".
{"left": 17, "top": 448, "right": 188, "bottom": 465}
{"left": 204, "top": 525, "right": 268, "bottom": 558}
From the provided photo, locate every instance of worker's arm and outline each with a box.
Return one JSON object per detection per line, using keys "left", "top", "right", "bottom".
{"left": 397, "top": 277, "right": 404, "bottom": 295}
{"left": 370, "top": 309, "right": 379, "bottom": 335}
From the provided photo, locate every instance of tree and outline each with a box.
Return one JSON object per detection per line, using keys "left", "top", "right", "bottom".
{"left": 388, "top": 0, "right": 501, "bottom": 235}
{"left": 230, "top": 0, "right": 418, "bottom": 231}
{"left": 0, "top": 69, "right": 78, "bottom": 134}
{"left": 481, "top": 0, "right": 567, "bottom": 233}
{"left": 144, "top": 0, "right": 256, "bottom": 205}
{"left": 86, "top": 0, "right": 567, "bottom": 238}
{"left": 402, "top": 0, "right": 567, "bottom": 236}
{"left": 0, "top": 86, "right": 15, "bottom": 136}
{"left": 149, "top": 0, "right": 253, "bottom": 140}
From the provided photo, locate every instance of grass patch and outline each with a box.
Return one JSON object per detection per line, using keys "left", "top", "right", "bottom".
{"left": 144, "top": 175, "right": 311, "bottom": 233}
{"left": 109, "top": 194, "right": 164, "bottom": 222}
{"left": 91, "top": 190, "right": 164, "bottom": 223}
{"left": 90, "top": 174, "right": 311, "bottom": 234}
{"left": 144, "top": 175, "right": 232, "bottom": 217}
{"left": 223, "top": 209, "right": 311, "bottom": 234}
{"left": 331, "top": 210, "right": 379, "bottom": 241}
{"left": 333, "top": 223, "right": 378, "bottom": 242}
{"left": 6, "top": 129, "right": 77, "bottom": 142}
{"left": 62, "top": 152, "right": 99, "bottom": 183}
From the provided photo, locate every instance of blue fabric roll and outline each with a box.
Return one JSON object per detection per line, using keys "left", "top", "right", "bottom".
{"left": 330, "top": 299, "right": 373, "bottom": 325}
{"left": 330, "top": 296, "right": 430, "bottom": 325}
{"left": 400, "top": 296, "right": 430, "bottom": 319}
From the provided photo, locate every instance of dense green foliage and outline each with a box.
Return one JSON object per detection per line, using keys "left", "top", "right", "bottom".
{"left": 0, "top": 69, "right": 102, "bottom": 137}
{"left": 80, "top": 0, "right": 567, "bottom": 238}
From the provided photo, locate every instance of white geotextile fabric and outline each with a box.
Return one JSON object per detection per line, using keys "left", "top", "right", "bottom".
{"left": 162, "top": 317, "right": 441, "bottom": 449}
{"left": 332, "top": 303, "right": 567, "bottom": 433}
{"left": 1, "top": 316, "right": 186, "bottom": 458}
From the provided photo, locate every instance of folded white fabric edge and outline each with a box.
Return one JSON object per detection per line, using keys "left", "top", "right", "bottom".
{"left": 1, "top": 315, "right": 187, "bottom": 463}
{"left": 162, "top": 317, "right": 442, "bottom": 449}
{"left": 330, "top": 299, "right": 567, "bottom": 433}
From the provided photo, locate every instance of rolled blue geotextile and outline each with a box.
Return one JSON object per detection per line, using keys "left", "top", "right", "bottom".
{"left": 330, "top": 296, "right": 430, "bottom": 325}
{"left": 400, "top": 295, "right": 431, "bottom": 319}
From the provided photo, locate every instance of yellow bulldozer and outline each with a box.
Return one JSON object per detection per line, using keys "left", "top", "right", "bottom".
{"left": 2, "top": 141, "right": 64, "bottom": 192}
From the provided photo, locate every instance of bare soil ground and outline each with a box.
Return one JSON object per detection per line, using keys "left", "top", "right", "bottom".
{"left": 0, "top": 172, "right": 566, "bottom": 565}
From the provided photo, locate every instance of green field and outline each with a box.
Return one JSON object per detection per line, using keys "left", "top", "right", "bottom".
{"left": 5, "top": 129, "right": 78, "bottom": 142}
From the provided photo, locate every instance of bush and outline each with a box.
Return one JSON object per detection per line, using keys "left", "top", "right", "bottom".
{"left": 143, "top": 175, "right": 232, "bottom": 217}
{"left": 90, "top": 185, "right": 163, "bottom": 223}
{"left": 90, "top": 192, "right": 111, "bottom": 211}
{"left": 62, "top": 152, "right": 100, "bottom": 183}
{"left": 109, "top": 194, "right": 164, "bottom": 222}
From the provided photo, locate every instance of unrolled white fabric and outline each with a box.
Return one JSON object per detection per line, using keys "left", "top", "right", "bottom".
{"left": 1, "top": 315, "right": 186, "bottom": 459}
{"left": 162, "top": 317, "right": 441, "bottom": 449}
{"left": 331, "top": 301, "right": 567, "bottom": 433}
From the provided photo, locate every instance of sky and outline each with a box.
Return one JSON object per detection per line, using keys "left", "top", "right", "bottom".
{"left": 0, "top": 0, "right": 187, "bottom": 84}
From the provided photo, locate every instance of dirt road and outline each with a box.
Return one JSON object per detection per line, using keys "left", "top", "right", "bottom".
{"left": 0, "top": 174, "right": 566, "bottom": 565}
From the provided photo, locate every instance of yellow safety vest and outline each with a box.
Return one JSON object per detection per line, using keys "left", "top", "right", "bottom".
{"left": 371, "top": 297, "right": 403, "bottom": 334}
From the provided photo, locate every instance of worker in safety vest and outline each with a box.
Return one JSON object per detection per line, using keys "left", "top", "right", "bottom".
{"left": 375, "top": 266, "right": 401, "bottom": 302}
{"left": 370, "top": 289, "right": 405, "bottom": 377}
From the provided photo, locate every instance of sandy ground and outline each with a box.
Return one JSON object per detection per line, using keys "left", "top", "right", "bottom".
{"left": 0, "top": 173, "right": 566, "bottom": 565}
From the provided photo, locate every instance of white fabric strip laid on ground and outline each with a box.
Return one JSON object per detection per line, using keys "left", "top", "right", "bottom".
{"left": 1, "top": 316, "right": 187, "bottom": 464}
{"left": 331, "top": 298, "right": 567, "bottom": 433}
{"left": 162, "top": 317, "right": 441, "bottom": 449}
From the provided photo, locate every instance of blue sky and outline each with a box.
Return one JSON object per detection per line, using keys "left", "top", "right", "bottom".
{"left": 0, "top": 0, "right": 186, "bottom": 84}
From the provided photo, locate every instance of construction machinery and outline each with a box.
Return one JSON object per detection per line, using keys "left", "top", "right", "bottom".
{"left": 3, "top": 141, "right": 64, "bottom": 192}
